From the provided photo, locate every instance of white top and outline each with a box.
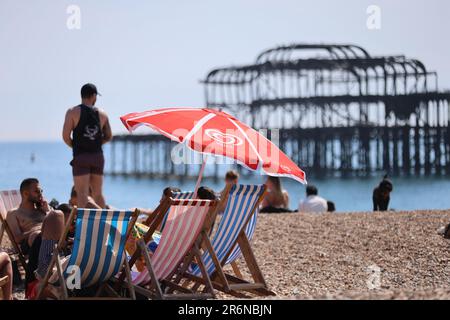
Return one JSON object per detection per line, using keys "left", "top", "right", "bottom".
{"left": 298, "top": 195, "right": 328, "bottom": 213}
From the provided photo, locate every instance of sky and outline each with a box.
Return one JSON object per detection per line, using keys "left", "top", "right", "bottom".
{"left": 1, "top": 0, "right": 450, "bottom": 141}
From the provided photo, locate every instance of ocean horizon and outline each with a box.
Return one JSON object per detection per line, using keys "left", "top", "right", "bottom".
{"left": 0, "top": 141, "right": 449, "bottom": 212}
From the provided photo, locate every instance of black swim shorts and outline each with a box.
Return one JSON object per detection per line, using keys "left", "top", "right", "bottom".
{"left": 71, "top": 152, "right": 105, "bottom": 176}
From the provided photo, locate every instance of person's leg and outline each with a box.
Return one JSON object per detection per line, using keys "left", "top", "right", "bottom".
{"left": 36, "top": 211, "right": 65, "bottom": 279}
{"left": 25, "top": 234, "right": 42, "bottom": 286}
{"left": 90, "top": 174, "right": 106, "bottom": 208}
{"left": 74, "top": 175, "right": 90, "bottom": 208}
{"left": 0, "top": 252, "right": 13, "bottom": 300}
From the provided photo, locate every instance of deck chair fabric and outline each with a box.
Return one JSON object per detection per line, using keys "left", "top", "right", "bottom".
{"left": 0, "top": 190, "right": 28, "bottom": 273}
{"left": 224, "top": 210, "right": 258, "bottom": 265}
{"left": 129, "top": 199, "right": 218, "bottom": 299}
{"left": 64, "top": 209, "right": 135, "bottom": 288}
{"left": 189, "top": 184, "right": 265, "bottom": 277}
{"left": 132, "top": 198, "right": 211, "bottom": 285}
{"left": 0, "top": 190, "right": 22, "bottom": 244}
{"left": 159, "top": 191, "right": 194, "bottom": 231}
{"left": 37, "top": 208, "right": 138, "bottom": 299}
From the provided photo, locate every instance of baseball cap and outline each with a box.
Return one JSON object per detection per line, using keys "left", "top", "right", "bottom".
{"left": 81, "top": 83, "right": 102, "bottom": 98}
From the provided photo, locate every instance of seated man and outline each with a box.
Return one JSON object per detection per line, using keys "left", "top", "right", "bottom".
{"left": 298, "top": 185, "right": 327, "bottom": 213}
{"left": 6, "top": 178, "right": 65, "bottom": 296}
{"left": 0, "top": 252, "right": 13, "bottom": 300}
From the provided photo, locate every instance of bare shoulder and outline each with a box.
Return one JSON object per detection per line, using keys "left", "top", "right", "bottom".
{"left": 94, "top": 106, "right": 107, "bottom": 116}
{"left": 48, "top": 209, "right": 64, "bottom": 218}
{"left": 6, "top": 208, "right": 19, "bottom": 219}
{"left": 95, "top": 107, "right": 109, "bottom": 121}
{"left": 66, "top": 105, "right": 81, "bottom": 117}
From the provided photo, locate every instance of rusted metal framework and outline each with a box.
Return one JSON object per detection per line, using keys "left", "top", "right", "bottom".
{"left": 203, "top": 44, "right": 450, "bottom": 176}
{"left": 109, "top": 43, "right": 450, "bottom": 179}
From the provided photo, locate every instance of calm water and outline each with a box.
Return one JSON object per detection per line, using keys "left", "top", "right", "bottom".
{"left": 0, "top": 141, "right": 449, "bottom": 212}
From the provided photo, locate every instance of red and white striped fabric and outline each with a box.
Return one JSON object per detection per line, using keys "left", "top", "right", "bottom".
{"left": 0, "top": 190, "right": 21, "bottom": 219}
{"left": 133, "top": 199, "right": 213, "bottom": 285}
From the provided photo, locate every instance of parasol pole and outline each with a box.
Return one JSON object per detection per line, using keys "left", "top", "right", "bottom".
{"left": 194, "top": 154, "right": 208, "bottom": 197}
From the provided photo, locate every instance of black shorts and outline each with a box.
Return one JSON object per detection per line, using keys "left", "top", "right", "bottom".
{"left": 71, "top": 152, "right": 105, "bottom": 176}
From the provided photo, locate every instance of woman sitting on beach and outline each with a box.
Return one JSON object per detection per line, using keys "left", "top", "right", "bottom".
{"left": 260, "top": 176, "right": 290, "bottom": 213}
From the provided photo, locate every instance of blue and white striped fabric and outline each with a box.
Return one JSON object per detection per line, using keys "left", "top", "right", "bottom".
{"left": 63, "top": 209, "right": 134, "bottom": 288}
{"left": 224, "top": 209, "right": 258, "bottom": 265}
{"left": 160, "top": 191, "right": 194, "bottom": 231}
{"left": 190, "top": 184, "right": 264, "bottom": 276}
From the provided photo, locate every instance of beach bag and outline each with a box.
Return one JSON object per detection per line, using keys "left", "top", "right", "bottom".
{"left": 126, "top": 223, "right": 161, "bottom": 271}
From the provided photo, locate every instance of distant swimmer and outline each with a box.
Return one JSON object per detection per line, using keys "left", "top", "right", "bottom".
{"left": 62, "top": 83, "right": 112, "bottom": 209}
{"left": 30, "top": 153, "right": 35, "bottom": 163}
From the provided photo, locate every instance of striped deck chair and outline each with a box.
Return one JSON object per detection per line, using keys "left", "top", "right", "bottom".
{"left": 124, "top": 198, "right": 219, "bottom": 300}
{"left": 36, "top": 207, "right": 138, "bottom": 300}
{"left": 180, "top": 184, "right": 275, "bottom": 297}
{"left": 165, "top": 190, "right": 254, "bottom": 276}
{"left": 159, "top": 191, "right": 194, "bottom": 231}
{"left": 0, "top": 190, "right": 28, "bottom": 273}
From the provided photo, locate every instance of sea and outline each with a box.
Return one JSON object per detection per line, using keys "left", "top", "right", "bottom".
{"left": 1, "top": 141, "right": 449, "bottom": 212}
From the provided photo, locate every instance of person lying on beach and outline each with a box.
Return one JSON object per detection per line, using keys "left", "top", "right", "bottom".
{"left": 0, "top": 252, "right": 13, "bottom": 300}
{"left": 260, "top": 176, "right": 291, "bottom": 213}
{"left": 218, "top": 170, "right": 239, "bottom": 213}
{"left": 298, "top": 185, "right": 327, "bottom": 213}
{"left": 6, "top": 178, "right": 65, "bottom": 297}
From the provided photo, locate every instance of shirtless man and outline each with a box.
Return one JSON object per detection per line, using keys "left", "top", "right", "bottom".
{"left": 6, "top": 178, "right": 65, "bottom": 286}
{"left": 62, "top": 83, "right": 112, "bottom": 209}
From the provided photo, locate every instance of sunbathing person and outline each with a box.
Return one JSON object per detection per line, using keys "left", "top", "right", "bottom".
{"left": 260, "top": 176, "right": 290, "bottom": 213}
{"left": 6, "top": 178, "right": 66, "bottom": 297}
{"left": 0, "top": 252, "right": 13, "bottom": 300}
{"left": 298, "top": 185, "right": 328, "bottom": 213}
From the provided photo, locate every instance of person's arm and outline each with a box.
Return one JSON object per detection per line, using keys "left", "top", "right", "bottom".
{"left": 101, "top": 113, "right": 113, "bottom": 145}
{"left": 5, "top": 211, "right": 25, "bottom": 244}
{"left": 62, "top": 109, "right": 74, "bottom": 148}
{"left": 260, "top": 195, "right": 269, "bottom": 209}
{"left": 283, "top": 190, "right": 289, "bottom": 209}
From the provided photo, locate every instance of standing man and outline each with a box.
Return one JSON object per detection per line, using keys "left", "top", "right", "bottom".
{"left": 62, "top": 83, "right": 112, "bottom": 208}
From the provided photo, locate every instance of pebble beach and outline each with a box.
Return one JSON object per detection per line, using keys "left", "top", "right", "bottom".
{"left": 3, "top": 210, "right": 450, "bottom": 300}
{"left": 230, "top": 210, "right": 450, "bottom": 299}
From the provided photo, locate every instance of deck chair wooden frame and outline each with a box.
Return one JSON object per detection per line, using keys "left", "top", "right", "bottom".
{"left": 0, "top": 190, "right": 28, "bottom": 275}
{"left": 118, "top": 198, "right": 220, "bottom": 300}
{"left": 176, "top": 184, "right": 276, "bottom": 298}
{"left": 36, "top": 207, "right": 139, "bottom": 300}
